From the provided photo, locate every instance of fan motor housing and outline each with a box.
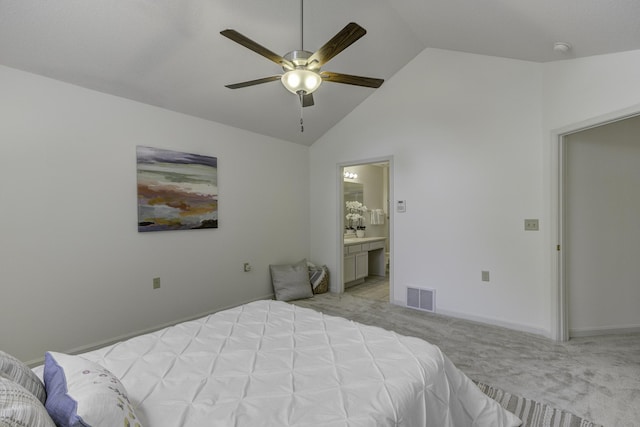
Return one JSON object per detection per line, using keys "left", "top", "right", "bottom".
{"left": 284, "top": 50, "right": 317, "bottom": 70}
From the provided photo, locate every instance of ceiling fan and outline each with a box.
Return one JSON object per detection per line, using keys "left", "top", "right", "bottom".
{"left": 220, "top": 1, "right": 384, "bottom": 129}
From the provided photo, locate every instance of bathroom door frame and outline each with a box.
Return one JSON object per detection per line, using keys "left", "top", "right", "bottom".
{"left": 336, "top": 156, "right": 394, "bottom": 298}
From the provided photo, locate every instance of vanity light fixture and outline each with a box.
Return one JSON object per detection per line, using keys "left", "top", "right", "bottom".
{"left": 344, "top": 171, "right": 358, "bottom": 179}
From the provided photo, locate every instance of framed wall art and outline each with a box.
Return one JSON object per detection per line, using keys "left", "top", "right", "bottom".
{"left": 136, "top": 146, "right": 218, "bottom": 232}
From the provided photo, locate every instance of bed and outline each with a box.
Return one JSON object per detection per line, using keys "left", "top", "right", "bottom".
{"left": 23, "top": 300, "right": 521, "bottom": 427}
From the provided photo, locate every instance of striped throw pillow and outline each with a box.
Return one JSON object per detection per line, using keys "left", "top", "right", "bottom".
{"left": 0, "top": 377, "right": 56, "bottom": 427}
{"left": 0, "top": 351, "right": 46, "bottom": 404}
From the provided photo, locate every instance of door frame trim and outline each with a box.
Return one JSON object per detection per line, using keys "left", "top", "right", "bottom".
{"left": 336, "top": 156, "right": 394, "bottom": 298}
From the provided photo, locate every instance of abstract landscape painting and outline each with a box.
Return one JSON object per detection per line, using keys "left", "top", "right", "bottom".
{"left": 137, "top": 146, "right": 218, "bottom": 232}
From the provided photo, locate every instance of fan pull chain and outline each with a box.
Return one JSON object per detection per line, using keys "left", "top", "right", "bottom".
{"left": 299, "top": 92, "right": 304, "bottom": 132}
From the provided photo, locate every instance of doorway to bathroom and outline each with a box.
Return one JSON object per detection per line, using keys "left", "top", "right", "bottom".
{"left": 339, "top": 158, "right": 392, "bottom": 302}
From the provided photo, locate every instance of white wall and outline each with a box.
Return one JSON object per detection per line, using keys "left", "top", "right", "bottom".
{"left": 311, "top": 47, "right": 640, "bottom": 338}
{"left": 0, "top": 65, "right": 310, "bottom": 363}
{"left": 311, "top": 49, "right": 548, "bottom": 334}
{"left": 5, "top": 45, "right": 640, "bottom": 361}
{"left": 541, "top": 50, "right": 640, "bottom": 339}
{"left": 565, "top": 116, "right": 640, "bottom": 334}
{"left": 542, "top": 50, "right": 640, "bottom": 132}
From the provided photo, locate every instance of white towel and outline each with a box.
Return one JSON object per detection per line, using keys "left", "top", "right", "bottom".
{"left": 370, "top": 209, "right": 385, "bottom": 225}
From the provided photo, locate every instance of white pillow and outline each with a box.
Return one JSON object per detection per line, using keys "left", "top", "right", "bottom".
{"left": 43, "top": 352, "right": 142, "bottom": 427}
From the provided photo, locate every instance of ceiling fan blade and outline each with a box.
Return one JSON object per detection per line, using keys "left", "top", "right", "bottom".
{"left": 320, "top": 71, "right": 384, "bottom": 88}
{"left": 225, "top": 75, "right": 282, "bottom": 89}
{"left": 302, "top": 93, "right": 314, "bottom": 107}
{"left": 307, "top": 23, "right": 367, "bottom": 68}
{"left": 221, "top": 29, "right": 294, "bottom": 69}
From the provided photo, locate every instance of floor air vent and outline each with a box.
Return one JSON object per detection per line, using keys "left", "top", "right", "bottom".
{"left": 406, "top": 287, "right": 435, "bottom": 312}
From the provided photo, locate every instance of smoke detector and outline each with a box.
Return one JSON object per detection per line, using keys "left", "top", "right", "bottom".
{"left": 553, "top": 42, "right": 572, "bottom": 54}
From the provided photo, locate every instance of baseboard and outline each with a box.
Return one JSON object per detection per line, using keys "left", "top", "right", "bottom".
{"left": 393, "top": 299, "right": 550, "bottom": 339}
{"left": 569, "top": 324, "right": 640, "bottom": 338}
{"left": 27, "top": 293, "right": 275, "bottom": 367}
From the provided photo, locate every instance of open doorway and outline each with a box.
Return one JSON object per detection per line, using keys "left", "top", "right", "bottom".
{"left": 551, "top": 107, "right": 640, "bottom": 341}
{"left": 339, "top": 159, "right": 392, "bottom": 302}
{"left": 562, "top": 115, "right": 640, "bottom": 339}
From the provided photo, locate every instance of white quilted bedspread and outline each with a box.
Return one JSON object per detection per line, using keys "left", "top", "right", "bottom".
{"left": 67, "top": 300, "right": 521, "bottom": 427}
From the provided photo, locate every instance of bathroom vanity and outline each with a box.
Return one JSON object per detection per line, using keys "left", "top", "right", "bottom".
{"left": 343, "top": 237, "right": 386, "bottom": 287}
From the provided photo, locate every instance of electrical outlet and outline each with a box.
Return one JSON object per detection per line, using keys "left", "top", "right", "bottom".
{"left": 524, "top": 219, "right": 539, "bottom": 231}
{"left": 153, "top": 277, "right": 161, "bottom": 289}
{"left": 243, "top": 262, "right": 251, "bottom": 272}
{"left": 481, "top": 271, "right": 490, "bottom": 282}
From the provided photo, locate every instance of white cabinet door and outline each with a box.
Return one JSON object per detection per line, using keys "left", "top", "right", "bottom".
{"left": 344, "top": 254, "right": 356, "bottom": 283}
{"left": 355, "top": 252, "right": 368, "bottom": 279}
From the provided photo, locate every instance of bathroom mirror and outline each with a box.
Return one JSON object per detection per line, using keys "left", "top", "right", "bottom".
{"left": 344, "top": 181, "right": 363, "bottom": 234}
{"left": 344, "top": 181, "right": 363, "bottom": 205}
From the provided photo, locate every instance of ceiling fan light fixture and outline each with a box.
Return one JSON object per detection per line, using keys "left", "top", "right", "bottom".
{"left": 281, "top": 69, "right": 322, "bottom": 95}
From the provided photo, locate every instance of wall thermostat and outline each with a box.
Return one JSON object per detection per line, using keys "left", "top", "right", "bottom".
{"left": 396, "top": 200, "right": 406, "bottom": 213}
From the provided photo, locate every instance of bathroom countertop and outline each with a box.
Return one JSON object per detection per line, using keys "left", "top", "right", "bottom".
{"left": 343, "top": 236, "right": 386, "bottom": 245}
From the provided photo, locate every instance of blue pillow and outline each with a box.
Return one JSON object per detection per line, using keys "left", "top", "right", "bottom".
{"left": 43, "top": 352, "right": 142, "bottom": 427}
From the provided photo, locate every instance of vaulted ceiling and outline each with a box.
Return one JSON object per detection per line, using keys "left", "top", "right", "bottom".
{"left": 2, "top": 0, "right": 640, "bottom": 145}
